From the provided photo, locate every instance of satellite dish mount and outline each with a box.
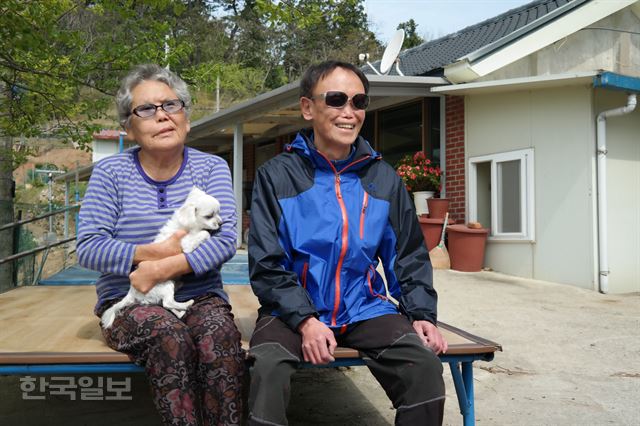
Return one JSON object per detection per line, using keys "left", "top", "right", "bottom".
{"left": 360, "top": 29, "right": 405, "bottom": 76}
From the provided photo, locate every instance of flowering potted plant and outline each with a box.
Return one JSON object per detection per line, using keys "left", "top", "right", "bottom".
{"left": 395, "top": 151, "right": 441, "bottom": 193}
{"left": 395, "top": 152, "right": 444, "bottom": 216}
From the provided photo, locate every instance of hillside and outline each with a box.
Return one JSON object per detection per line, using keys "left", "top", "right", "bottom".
{"left": 14, "top": 143, "right": 92, "bottom": 186}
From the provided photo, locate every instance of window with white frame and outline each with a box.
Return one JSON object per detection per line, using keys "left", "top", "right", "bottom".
{"left": 469, "top": 149, "right": 534, "bottom": 240}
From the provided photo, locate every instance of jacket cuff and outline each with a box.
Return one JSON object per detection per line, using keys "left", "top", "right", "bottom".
{"left": 407, "top": 311, "right": 438, "bottom": 325}
{"left": 284, "top": 310, "right": 319, "bottom": 332}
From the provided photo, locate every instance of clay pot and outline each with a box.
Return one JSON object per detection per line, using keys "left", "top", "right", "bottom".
{"left": 418, "top": 217, "right": 455, "bottom": 251}
{"left": 447, "top": 224, "right": 489, "bottom": 272}
{"left": 426, "top": 198, "right": 450, "bottom": 219}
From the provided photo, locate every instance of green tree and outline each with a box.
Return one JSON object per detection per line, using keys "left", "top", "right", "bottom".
{"left": 0, "top": 0, "right": 192, "bottom": 289}
{"left": 255, "top": 0, "right": 381, "bottom": 81}
{"left": 0, "top": 0, "right": 194, "bottom": 150}
{"left": 397, "top": 19, "right": 424, "bottom": 49}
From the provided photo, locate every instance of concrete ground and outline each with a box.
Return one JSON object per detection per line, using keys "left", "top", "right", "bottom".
{"left": 332, "top": 269, "right": 640, "bottom": 426}
{"left": 1, "top": 269, "right": 639, "bottom": 425}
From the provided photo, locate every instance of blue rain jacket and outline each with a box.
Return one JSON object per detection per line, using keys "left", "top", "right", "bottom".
{"left": 248, "top": 130, "right": 438, "bottom": 331}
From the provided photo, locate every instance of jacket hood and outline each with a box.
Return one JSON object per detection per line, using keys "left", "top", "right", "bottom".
{"left": 286, "top": 129, "right": 381, "bottom": 171}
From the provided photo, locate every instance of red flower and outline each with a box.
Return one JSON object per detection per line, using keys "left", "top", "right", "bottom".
{"left": 394, "top": 151, "right": 443, "bottom": 193}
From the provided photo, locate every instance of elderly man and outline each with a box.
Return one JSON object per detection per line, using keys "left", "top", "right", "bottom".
{"left": 247, "top": 60, "right": 447, "bottom": 426}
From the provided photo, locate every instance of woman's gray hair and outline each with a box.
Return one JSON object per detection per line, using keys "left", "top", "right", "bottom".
{"left": 116, "top": 64, "right": 192, "bottom": 128}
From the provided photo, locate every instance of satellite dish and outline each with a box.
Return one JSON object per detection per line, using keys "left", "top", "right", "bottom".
{"left": 362, "top": 29, "right": 405, "bottom": 76}
{"left": 380, "top": 29, "right": 405, "bottom": 74}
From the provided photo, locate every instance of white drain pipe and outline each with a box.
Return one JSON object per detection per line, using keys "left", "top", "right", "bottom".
{"left": 595, "top": 93, "right": 636, "bottom": 293}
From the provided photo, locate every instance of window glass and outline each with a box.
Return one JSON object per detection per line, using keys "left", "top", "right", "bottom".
{"left": 359, "top": 111, "right": 375, "bottom": 145}
{"left": 497, "top": 160, "right": 521, "bottom": 233}
{"left": 469, "top": 149, "right": 534, "bottom": 240}
{"left": 476, "top": 161, "right": 492, "bottom": 231}
{"left": 427, "top": 97, "right": 441, "bottom": 166}
{"left": 378, "top": 102, "right": 422, "bottom": 168}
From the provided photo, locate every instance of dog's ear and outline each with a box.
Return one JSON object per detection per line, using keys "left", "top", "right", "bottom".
{"left": 176, "top": 202, "right": 197, "bottom": 228}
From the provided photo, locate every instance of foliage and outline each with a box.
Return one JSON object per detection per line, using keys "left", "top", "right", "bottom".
{"left": 255, "top": 0, "right": 381, "bottom": 81}
{"left": 1, "top": 1, "right": 384, "bottom": 158}
{"left": 395, "top": 151, "right": 441, "bottom": 193}
{"left": 397, "top": 19, "right": 424, "bottom": 49}
{"left": 182, "top": 62, "right": 267, "bottom": 119}
{"left": 0, "top": 0, "right": 192, "bottom": 146}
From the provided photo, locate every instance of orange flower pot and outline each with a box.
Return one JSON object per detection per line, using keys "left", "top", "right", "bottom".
{"left": 447, "top": 224, "right": 489, "bottom": 272}
{"left": 418, "top": 216, "right": 454, "bottom": 251}
{"left": 426, "top": 198, "right": 450, "bottom": 219}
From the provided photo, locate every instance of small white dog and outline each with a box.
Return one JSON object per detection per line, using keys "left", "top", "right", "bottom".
{"left": 101, "top": 187, "right": 223, "bottom": 328}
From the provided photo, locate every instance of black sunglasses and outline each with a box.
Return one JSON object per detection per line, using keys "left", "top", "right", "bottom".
{"left": 310, "top": 91, "right": 370, "bottom": 110}
{"left": 131, "top": 99, "right": 185, "bottom": 118}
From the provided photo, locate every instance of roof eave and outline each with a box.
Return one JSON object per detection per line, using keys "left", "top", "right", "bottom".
{"left": 444, "top": 0, "right": 637, "bottom": 84}
{"left": 431, "top": 72, "right": 599, "bottom": 95}
{"left": 188, "top": 80, "right": 301, "bottom": 142}
{"left": 188, "top": 75, "right": 449, "bottom": 143}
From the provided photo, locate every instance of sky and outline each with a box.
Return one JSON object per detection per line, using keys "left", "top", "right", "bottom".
{"left": 365, "top": 0, "right": 534, "bottom": 44}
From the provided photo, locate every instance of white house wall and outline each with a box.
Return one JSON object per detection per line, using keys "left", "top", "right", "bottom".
{"left": 465, "top": 86, "right": 597, "bottom": 289}
{"left": 481, "top": 7, "right": 640, "bottom": 82}
{"left": 92, "top": 140, "right": 137, "bottom": 163}
{"left": 595, "top": 89, "right": 640, "bottom": 293}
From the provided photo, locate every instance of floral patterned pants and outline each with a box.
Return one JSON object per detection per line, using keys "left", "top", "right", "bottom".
{"left": 100, "top": 294, "right": 245, "bottom": 425}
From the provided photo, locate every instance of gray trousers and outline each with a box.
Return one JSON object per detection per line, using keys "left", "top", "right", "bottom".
{"left": 247, "top": 314, "right": 445, "bottom": 425}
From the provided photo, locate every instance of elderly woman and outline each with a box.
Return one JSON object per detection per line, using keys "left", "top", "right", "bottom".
{"left": 77, "top": 64, "right": 244, "bottom": 425}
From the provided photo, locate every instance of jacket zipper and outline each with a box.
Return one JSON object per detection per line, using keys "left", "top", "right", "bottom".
{"left": 317, "top": 152, "right": 371, "bottom": 327}
{"left": 359, "top": 192, "right": 368, "bottom": 239}
{"left": 332, "top": 173, "right": 349, "bottom": 326}
{"left": 301, "top": 262, "right": 309, "bottom": 289}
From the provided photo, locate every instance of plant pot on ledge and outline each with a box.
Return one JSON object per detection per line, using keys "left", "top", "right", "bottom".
{"left": 426, "top": 198, "right": 450, "bottom": 219}
{"left": 412, "top": 191, "right": 435, "bottom": 216}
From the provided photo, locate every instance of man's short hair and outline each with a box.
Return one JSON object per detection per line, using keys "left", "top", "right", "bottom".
{"left": 299, "top": 61, "right": 370, "bottom": 98}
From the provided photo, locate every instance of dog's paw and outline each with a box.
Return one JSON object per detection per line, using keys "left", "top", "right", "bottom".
{"left": 167, "top": 299, "right": 194, "bottom": 319}
{"left": 171, "top": 308, "right": 187, "bottom": 318}
{"left": 101, "top": 313, "right": 115, "bottom": 329}
{"left": 182, "top": 230, "right": 211, "bottom": 253}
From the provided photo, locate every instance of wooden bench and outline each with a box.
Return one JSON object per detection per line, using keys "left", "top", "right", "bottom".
{"left": 0, "top": 285, "right": 501, "bottom": 425}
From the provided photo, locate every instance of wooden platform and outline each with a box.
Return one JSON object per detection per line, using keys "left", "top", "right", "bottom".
{"left": 0, "top": 285, "right": 500, "bottom": 365}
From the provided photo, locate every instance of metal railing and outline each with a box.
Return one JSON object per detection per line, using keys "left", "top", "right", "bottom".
{"left": 0, "top": 204, "right": 80, "bottom": 232}
{"left": 0, "top": 204, "right": 81, "bottom": 286}
{"left": 0, "top": 235, "right": 77, "bottom": 266}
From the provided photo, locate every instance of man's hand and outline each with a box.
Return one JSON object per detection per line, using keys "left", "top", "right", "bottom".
{"left": 297, "top": 317, "right": 337, "bottom": 365}
{"left": 413, "top": 320, "right": 448, "bottom": 354}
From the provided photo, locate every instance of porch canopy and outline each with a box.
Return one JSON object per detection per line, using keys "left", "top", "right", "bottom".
{"left": 187, "top": 75, "right": 448, "bottom": 247}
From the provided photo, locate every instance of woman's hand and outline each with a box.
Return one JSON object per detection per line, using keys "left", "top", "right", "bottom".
{"left": 129, "top": 260, "right": 163, "bottom": 294}
{"left": 133, "top": 230, "right": 187, "bottom": 265}
{"left": 129, "top": 253, "right": 193, "bottom": 294}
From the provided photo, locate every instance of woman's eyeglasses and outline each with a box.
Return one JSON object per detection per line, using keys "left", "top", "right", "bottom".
{"left": 310, "top": 91, "right": 370, "bottom": 110}
{"left": 131, "top": 99, "right": 185, "bottom": 118}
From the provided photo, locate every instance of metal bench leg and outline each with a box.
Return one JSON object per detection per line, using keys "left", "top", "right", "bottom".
{"left": 449, "top": 361, "right": 475, "bottom": 426}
